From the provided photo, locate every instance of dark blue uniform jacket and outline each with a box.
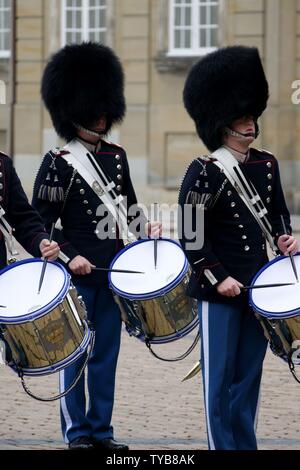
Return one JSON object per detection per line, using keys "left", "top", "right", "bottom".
{"left": 178, "top": 148, "right": 291, "bottom": 303}
{"left": 32, "top": 140, "right": 146, "bottom": 286}
{"left": 0, "top": 152, "right": 48, "bottom": 269}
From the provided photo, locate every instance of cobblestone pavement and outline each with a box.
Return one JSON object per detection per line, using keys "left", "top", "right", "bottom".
{"left": 0, "top": 187, "right": 300, "bottom": 450}
{"left": 0, "top": 329, "right": 300, "bottom": 450}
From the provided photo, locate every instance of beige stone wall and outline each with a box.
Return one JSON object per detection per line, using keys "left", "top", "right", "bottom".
{"left": 0, "top": 59, "right": 10, "bottom": 152}
{"left": 116, "top": 0, "right": 150, "bottom": 186}
{"left": 13, "top": 0, "right": 45, "bottom": 191}
{"left": 148, "top": 0, "right": 207, "bottom": 188}
{"left": 263, "top": 0, "right": 299, "bottom": 210}
{"left": 8, "top": 0, "right": 300, "bottom": 210}
{"left": 147, "top": 0, "right": 266, "bottom": 189}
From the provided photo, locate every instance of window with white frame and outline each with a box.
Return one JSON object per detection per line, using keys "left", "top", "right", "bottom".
{"left": 0, "top": 0, "right": 10, "bottom": 58}
{"left": 62, "top": 0, "right": 107, "bottom": 46}
{"left": 169, "top": 0, "right": 219, "bottom": 56}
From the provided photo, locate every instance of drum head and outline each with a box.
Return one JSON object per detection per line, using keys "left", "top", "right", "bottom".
{"left": 0, "top": 259, "right": 69, "bottom": 323}
{"left": 109, "top": 239, "right": 188, "bottom": 299}
{"left": 250, "top": 255, "right": 300, "bottom": 318}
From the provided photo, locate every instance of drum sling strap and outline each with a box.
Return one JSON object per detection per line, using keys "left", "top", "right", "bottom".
{"left": 211, "top": 147, "right": 278, "bottom": 256}
{"left": 63, "top": 139, "right": 136, "bottom": 244}
{"left": 0, "top": 205, "right": 19, "bottom": 262}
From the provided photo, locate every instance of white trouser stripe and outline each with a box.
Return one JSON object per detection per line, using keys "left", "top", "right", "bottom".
{"left": 202, "top": 301, "right": 215, "bottom": 450}
{"left": 254, "top": 384, "right": 261, "bottom": 431}
{"left": 59, "top": 370, "right": 73, "bottom": 443}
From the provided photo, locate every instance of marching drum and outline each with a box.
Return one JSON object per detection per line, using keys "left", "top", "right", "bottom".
{"left": 109, "top": 238, "right": 198, "bottom": 344}
{"left": 249, "top": 255, "right": 300, "bottom": 366}
{"left": 0, "top": 259, "right": 91, "bottom": 376}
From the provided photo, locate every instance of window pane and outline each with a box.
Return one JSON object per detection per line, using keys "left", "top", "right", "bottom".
{"left": 185, "top": 6, "right": 191, "bottom": 25}
{"left": 76, "top": 31, "right": 82, "bottom": 42}
{"left": 67, "top": 0, "right": 81, "bottom": 7}
{"left": 184, "top": 29, "right": 191, "bottom": 48}
{"left": 211, "top": 5, "right": 218, "bottom": 24}
{"left": 0, "top": 0, "right": 10, "bottom": 55}
{"left": 175, "top": 29, "right": 181, "bottom": 48}
{"left": 100, "top": 10, "right": 106, "bottom": 27}
{"left": 89, "top": 10, "right": 96, "bottom": 28}
{"left": 75, "top": 10, "right": 81, "bottom": 28}
{"left": 99, "top": 31, "right": 105, "bottom": 43}
{"left": 210, "top": 27, "right": 218, "bottom": 47}
{"left": 4, "top": 10, "right": 9, "bottom": 26}
{"left": 171, "top": 0, "right": 219, "bottom": 53}
{"left": 4, "top": 31, "right": 9, "bottom": 50}
{"left": 199, "top": 6, "right": 206, "bottom": 25}
{"left": 87, "top": 0, "right": 106, "bottom": 43}
{"left": 175, "top": 7, "right": 181, "bottom": 26}
{"left": 67, "top": 30, "right": 82, "bottom": 43}
{"left": 66, "top": 11, "right": 73, "bottom": 28}
{"left": 66, "top": 31, "right": 73, "bottom": 44}
{"left": 90, "top": 31, "right": 98, "bottom": 42}
{"left": 199, "top": 28, "right": 206, "bottom": 47}
{"left": 90, "top": 0, "right": 106, "bottom": 5}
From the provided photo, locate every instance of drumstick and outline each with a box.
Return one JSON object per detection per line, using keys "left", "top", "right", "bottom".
{"left": 154, "top": 202, "right": 158, "bottom": 269}
{"left": 92, "top": 267, "right": 145, "bottom": 274}
{"left": 280, "top": 215, "right": 299, "bottom": 282}
{"left": 37, "top": 222, "right": 55, "bottom": 294}
{"left": 243, "top": 282, "right": 295, "bottom": 290}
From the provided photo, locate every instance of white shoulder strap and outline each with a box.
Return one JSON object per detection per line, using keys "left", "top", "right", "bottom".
{"left": 211, "top": 147, "right": 277, "bottom": 254}
{"left": 0, "top": 206, "right": 19, "bottom": 259}
{"left": 63, "top": 139, "right": 121, "bottom": 208}
{"left": 62, "top": 139, "right": 135, "bottom": 244}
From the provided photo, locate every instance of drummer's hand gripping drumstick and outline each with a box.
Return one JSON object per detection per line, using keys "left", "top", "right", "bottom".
{"left": 38, "top": 222, "right": 55, "bottom": 294}
{"left": 280, "top": 215, "right": 299, "bottom": 282}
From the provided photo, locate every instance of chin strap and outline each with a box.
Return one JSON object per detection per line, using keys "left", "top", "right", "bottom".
{"left": 73, "top": 122, "right": 104, "bottom": 138}
{"left": 225, "top": 121, "right": 260, "bottom": 139}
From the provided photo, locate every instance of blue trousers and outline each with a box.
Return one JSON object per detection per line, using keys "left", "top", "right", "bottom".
{"left": 198, "top": 300, "right": 267, "bottom": 450}
{"left": 59, "top": 284, "right": 122, "bottom": 443}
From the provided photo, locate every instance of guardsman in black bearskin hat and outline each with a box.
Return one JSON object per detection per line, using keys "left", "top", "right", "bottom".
{"left": 179, "top": 46, "right": 298, "bottom": 450}
{"left": 32, "top": 42, "right": 161, "bottom": 451}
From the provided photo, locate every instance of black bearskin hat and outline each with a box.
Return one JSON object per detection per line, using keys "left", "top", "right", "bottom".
{"left": 41, "top": 42, "right": 126, "bottom": 141}
{"left": 183, "top": 46, "right": 269, "bottom": 151}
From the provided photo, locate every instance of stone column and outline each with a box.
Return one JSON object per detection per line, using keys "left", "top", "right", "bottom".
{"left": 264, "top": 0, "right": 298, "bottom": 210}
{"left": 13, "top": 0, "right": 44, "bottom": 193}
{"left": 116, "top": 0, "right": 150, "bottom": 187}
